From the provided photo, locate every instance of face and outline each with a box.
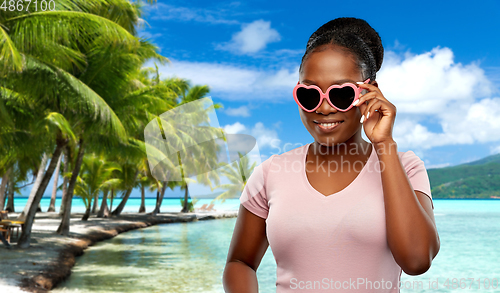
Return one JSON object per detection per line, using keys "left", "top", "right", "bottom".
{"left": 299, "top": 44, "right": 366, "bottom": 148}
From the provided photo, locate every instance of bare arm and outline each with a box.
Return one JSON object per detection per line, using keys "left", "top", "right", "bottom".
{"left": 376, "top": 140, "right": 440, "bottom": 275}
{"left": 223, "top": 204, "right": 269, "bottom": 293}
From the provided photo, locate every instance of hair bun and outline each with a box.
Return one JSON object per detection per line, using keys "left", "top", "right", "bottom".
{"left": 307, "top": 17, "right": 384, "bottom": 72}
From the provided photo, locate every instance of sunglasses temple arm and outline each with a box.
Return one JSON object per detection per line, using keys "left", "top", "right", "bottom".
{"left": 356, "top": 78, "right": 371, "bottom": 85}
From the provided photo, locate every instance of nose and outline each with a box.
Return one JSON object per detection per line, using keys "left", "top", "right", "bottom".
{"left": 315, "top": 96, "right": 338, "bottom": 115}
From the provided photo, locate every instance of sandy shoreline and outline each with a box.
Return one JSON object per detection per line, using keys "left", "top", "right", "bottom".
{"left": 0, "top": 210, "right": 238, "bottom": 292}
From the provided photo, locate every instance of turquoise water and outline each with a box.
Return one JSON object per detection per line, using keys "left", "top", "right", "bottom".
{"left": 12, "top": 197, "right": 240, "bottom": 214}
{"left": 49, "top": 199, "right": 500, "bottom": 292}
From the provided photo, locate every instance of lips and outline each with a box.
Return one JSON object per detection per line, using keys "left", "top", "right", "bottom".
{"left": 314, "top": 120, "right": 344, "bottom": 133}
{"left": 313, "top": 119, "right": 344, "bottom": 124}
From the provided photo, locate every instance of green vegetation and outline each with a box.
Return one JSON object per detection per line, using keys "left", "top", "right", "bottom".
{"left": 212, "top": 151, "right": 257, "bottom": 204}
{"left": 428, "top": 154, "right": 500, "bottom": 199}
{"left": 0, "top": 0, "right": 227, "bottom": 248}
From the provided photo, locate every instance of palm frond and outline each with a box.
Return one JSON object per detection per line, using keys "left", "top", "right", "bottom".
{"left": 0, "top": 25, "right": 23, "bottom": 73}
{"left": 6, "top": 11, "right": 139, "bottom": 56}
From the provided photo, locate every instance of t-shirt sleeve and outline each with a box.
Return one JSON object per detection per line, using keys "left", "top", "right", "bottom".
{"left": 401, "top": 151, "right": 434, "bottom": 209}
{"left": 239, "top": 155, "right": 274, "bottom": 219}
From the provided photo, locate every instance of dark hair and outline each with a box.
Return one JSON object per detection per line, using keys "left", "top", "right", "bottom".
{"left": 299, "top": 17, "right": 384, "bottom": 82}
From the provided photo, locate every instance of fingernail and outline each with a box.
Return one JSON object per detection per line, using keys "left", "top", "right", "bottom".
{"left": 360, "top": 115, "right": 365, "bottom": 123}
{"left": 366, "top": 112, "right": 370, "bottom": 119}
{"left": 352, "top": 99, "right": 359, "bottom": 106}
{"left": 356, "top": 82, "right": 364, "bottom": 85}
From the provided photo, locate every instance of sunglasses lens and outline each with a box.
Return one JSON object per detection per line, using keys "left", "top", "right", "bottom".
{"left": 296, "top": 87, "right": 321, "bottom": 111}
{"left": 328, "top": 87, "right": 355, "bottom": 110}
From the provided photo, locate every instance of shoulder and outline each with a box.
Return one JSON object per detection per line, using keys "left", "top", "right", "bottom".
{"left": 397, "top": 150, "right": 427, "bottom": 171}
{"left": 265, "top": 143, "right": 309, "bottom": 172}
{"left": 270, "top": 143, "right": 309, "bottom": 163}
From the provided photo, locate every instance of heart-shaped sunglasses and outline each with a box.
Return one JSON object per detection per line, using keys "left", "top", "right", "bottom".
{"left": 293, "top": 78, "right": 371, "bottom": 112}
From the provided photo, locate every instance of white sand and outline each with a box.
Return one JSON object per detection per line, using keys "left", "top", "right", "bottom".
{"left": 0, "top": 210, "right": 238, "bottom": 292}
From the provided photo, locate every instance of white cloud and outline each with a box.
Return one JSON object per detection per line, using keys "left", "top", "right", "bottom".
{"left": 151, "top": 46, "right": 500, "bottom": 152}
{"left": 138, "top": 31, "right": 162, "bottom": 40}
{"left": 392, "top": 97, "right": 500, "bottom": 150}
{"left": 378, "top": 46, "right": 494, "bottom": 115}
{"left": 252, "top": 122, "right": 280, "bottom": 149}
{"left": 223, "top": 122, "right": 246, "bottom": 134}
{"left": 223, "top": 122, "right": 280, "bottom": 150}
{"left": 217, "top": 20, "right": 281, "bottom": 54}
{"left": 151, "top": 59, "right": 298, "bottom": 100}
{"left": 225, "top": 106, "right": 250, "bottom": 117}
{"left": 370, "top": 46, "right": 500, "bottom": 151}
{"left": 425, "top": 162, "right": 451, "bottom": 169}
{"left": 148, "top": 3, "right": 239, "bottom": 25}
{"left": 490, "top": 144, "right": 500, "bottom": 155}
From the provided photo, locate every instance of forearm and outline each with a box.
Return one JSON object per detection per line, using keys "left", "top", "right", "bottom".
{"left": 375, "top": 140, "right": 439, "bottom": 274}
{"left": 223, "top": 260, "right": 259, "bottom": 293}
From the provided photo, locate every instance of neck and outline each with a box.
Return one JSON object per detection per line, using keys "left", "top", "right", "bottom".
{"left": 311, "top": 132, "right": 370, "bottom": 158}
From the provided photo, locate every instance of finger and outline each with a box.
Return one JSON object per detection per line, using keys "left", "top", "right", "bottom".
{"left": 356, "top": 84, "right": 389, "bottom": 103}
{"left": 352, "top": 91, "right": 379, "bottom": 108}
{"left": 357, "top": 83, "right": 382, "bottom": 95}
{"left": 364, "top": 100, "right": 383, "bottom": 121}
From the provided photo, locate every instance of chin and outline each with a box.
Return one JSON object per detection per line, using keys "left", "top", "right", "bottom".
{"left": 314, "top": 136, "right": 344, "bottom": 147}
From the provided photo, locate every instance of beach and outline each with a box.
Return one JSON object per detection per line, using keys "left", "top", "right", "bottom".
{"left": 0, "top": 210, "right": 238, "bottom": 293}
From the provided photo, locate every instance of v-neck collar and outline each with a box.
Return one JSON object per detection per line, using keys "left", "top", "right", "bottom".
{"left": 301, "top": 142, "right": 375, "bottom": 199}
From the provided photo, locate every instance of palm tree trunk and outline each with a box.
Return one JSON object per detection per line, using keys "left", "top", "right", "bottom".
{"left": 111, "top": 170, "right": 140, "bottom": 216}
{"left": 82, "top": 197, "right": 92, "bottom": 221}
{"left": 138, "top": 185, "right": 146, "bottom": 213}
{"left": 181, "top": 183, "right": 190, "bottom": 213}
{"left": 0, "top": 167, "right": 11, "bottom": 211}
{"left": 47, "top": 155, "right": 62, "bottom": 212}
{"left": 91, "top": 193, "right": 98, "bottom": 213}
{"left": 17, "top": 142, "right": 66, "bottom": 248}
{"left": 152, "top": 184, "right": 166, "bottom": 216}
{"left": 97, "top": 189, "right": 110, "bottom": 218}
{"left": 17, "top": 153, "right": 49, "bottom": 222}
{"left": 57, "top": 138, "right": 85, "bottom": 236}
{"left": 5, "top": 181, "right": 14, "bottom": 212}
{"left": 109, "top": 189, "right": 114, "bottom": 211}
{"left": 59, "top": 147, "right": 70, "bottom": 216}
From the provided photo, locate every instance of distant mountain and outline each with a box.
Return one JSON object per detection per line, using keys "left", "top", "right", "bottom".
{"left": 427, "top": 152, "right": 500, "bottom": 199}
{"left": 460, "top": 153, "right": 500, "bottom": 166}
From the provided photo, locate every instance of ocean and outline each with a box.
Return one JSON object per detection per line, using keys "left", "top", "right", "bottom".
{"left": 12, "top": 197, "right": 240, "bottom": 214}
{"left": 31, "top": 199, "right": 500, "bottom": 292}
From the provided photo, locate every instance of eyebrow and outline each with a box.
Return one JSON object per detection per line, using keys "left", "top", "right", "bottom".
{"left": 302, "top": 78, "right": 358, "bottom": 85}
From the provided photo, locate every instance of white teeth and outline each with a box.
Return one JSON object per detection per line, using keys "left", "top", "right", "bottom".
{"left": 319, "top": 122, "right": 342, "bottom": 126}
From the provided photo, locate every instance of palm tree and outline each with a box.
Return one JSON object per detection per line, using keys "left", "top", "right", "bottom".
{"left": 1, "top": 2, "right": 143, "bottom": 246}
{"left": 17, "top": 113, "right": 76, "bottom": 248}
{"left": 143, "top": 77, "right": 227, "bottom": 213}
{"left": 47, "top": 155, "right": 63, "bottom": 212}
{"left": 212, "top": 152, "right": 258, "bottom": 204}
{"left": 54, "top": 8, "right": 168, "bottom": 235}
{"left": 111, "top": 162, "right": 140, "bottom": 216}
{"left": 73, "top": 153, "right": 121, "bottom": 221}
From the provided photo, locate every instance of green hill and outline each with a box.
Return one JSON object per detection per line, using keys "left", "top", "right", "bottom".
{"left": 427, "top": 153, "right": 500, "bottom": 199}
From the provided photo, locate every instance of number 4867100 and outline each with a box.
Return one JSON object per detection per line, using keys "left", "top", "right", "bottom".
{"left": 1, "top": 0, "right": 56, "bottom": 11}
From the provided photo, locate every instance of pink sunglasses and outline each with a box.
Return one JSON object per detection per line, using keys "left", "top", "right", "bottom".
{"left": 293, "top": 78, "right": 370, "bottom": 112}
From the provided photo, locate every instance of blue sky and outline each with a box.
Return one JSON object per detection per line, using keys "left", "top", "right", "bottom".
{"left": 139, "top": 0, "right": 500, "bottom": 172}
{"left": 31, "top": 0, "right": 500, "bottom": 201}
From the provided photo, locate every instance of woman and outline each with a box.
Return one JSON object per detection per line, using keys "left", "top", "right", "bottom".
{"left": 223, "top": 17, "right": 440, "bottom": 292}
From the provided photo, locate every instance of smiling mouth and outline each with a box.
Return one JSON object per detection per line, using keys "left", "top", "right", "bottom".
{"left": 314, "top": 121, "right": 344, "bottom": 131}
